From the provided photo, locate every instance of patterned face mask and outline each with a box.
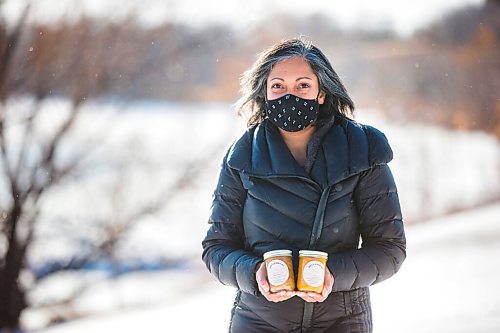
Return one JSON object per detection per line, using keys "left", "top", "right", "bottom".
{"left": 264, "top": 93, "right": 319, "bottom": 132}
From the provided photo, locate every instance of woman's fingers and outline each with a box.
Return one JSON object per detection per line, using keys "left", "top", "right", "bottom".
{"left": 255, "top": 262, "right": 270, "bottom": 292}
{"left": 295, "top": 291, "right": 323, "bottom": 302}
{"left": 255, "top": 262, "right": 293, "bottom": 302}
{"left": 264, "top": 290, "right": 295, "bottom": 303}
{"left": 322, "top": 268, "right": 334, "bottom": 298}
{"left": 296, "top": 268, "right": 335, "bottom": 303}
{"left": 255, "top": 263, "right": 335, "bottom": 303}
{"left": 258, "top": 284, "right": 291, "bottom": 302}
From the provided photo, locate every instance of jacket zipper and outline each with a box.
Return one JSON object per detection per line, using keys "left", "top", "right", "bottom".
{"left": 301, "top": 185, "right": 331, "bottom": 332}
{"left": 246, "top": 172, "right": 331, "bottom": 332}
{"left": 308, "top": 186, "right": 331, "bottom": 248}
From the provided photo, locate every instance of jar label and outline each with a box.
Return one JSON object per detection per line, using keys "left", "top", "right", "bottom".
{"left": 302, "top": 260, "right": 325, "bottom": 287}
{"left": 267, "top": 259, "right": 289, "bottom": 286}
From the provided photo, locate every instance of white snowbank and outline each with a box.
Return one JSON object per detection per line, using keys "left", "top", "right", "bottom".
{"left": 370, "top": 203, "right": 500, "bottom": 333}
{"left": 356, "top": 110, "right": 500, "bottom": 222}
{"left": 38, "top": 203, "right": 500, "bottom": 333}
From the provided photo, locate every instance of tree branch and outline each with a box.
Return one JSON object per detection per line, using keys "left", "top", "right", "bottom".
{"left": 0, "top": 106, "right": 18, "bottom": 201}
{"left": 13, "top": 99, "right": 39, "bottom": 183}
{"left": 20, "top": 104, "right": 82, "bottom": 204}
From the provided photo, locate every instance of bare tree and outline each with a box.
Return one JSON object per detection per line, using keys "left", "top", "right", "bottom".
{"left": 0, "top": 4, "right": 131, "bottom": 330}
{"left": 0, "top": 3, "right": 233, "bottom": 330}
{"left": 0, "top": 3, "right": 35, "bottom": 330}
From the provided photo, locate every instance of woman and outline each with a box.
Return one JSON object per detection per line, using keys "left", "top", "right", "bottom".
{"left": 202, "top": 38, "right": 406, "bottom": 333}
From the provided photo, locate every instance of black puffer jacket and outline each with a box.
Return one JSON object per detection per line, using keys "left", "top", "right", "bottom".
{"left": 202, "top": 117, "right": 406, "bottom": 332}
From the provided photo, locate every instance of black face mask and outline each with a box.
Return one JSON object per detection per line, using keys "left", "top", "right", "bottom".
{"left": 264, "top": 93, "right": 319, "bottom": 132}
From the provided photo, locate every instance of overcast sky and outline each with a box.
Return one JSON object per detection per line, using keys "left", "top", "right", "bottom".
{"left": 1, "top": 0, "right": 486, "bottom": 36}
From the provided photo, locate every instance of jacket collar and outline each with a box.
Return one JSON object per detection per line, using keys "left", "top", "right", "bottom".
{"left": 227, "top": 118, "right": 392, "bottom": 186}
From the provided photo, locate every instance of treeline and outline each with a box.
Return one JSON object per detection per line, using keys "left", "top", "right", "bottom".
{"left": 2, "top": 18, "right": 243, "bottom": 101}
{"left": 1, "top": 0, "right": 499, "bottom": 136}
{"left": 382, "top": 0, "right": 499, "bottom": 136}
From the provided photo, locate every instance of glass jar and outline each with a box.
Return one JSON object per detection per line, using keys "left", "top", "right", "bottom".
{"left": 297, "top": 250, "right": 328, "bottom": 293}
{"left": 263, "top": 249, "right": 295, "bottom": 293}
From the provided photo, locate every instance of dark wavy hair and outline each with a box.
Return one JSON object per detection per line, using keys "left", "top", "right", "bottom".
{"left": 235, "top": 37, "right": 355, "bottom": 128}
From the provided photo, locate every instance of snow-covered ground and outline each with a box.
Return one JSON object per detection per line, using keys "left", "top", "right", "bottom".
{"left": 356, "top": 110, "right": 500, "bottom": 222}
{"left": 39, "top": 203, "right": 500, "bottom": 333}
{"left": 370, "top": 203, "right": 500, "bottom": 333}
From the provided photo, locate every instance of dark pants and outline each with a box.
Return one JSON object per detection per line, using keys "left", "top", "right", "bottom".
{"left": 229, "top": 288, "right": 373, "bottom": 333}
{"left": 323, "top": 307, "right": 373, "bottom": 333}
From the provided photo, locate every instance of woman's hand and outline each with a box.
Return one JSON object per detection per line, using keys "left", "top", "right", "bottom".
{"left": 295, "top": 267, "right": 334, "bottom": 303}
{"left": 255, "top": 262, "right": 295, "bottom": 303}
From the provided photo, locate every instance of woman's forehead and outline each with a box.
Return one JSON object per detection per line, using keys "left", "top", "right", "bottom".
{"left": 268, "top": 57, "right": 316, "bottom": 80}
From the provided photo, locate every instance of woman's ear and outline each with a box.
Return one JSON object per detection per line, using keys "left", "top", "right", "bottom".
{"left": 318, "top": 90, "right": 326, "bottom": 105}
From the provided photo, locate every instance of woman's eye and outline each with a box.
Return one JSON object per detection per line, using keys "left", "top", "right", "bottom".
{"left": 271, "top": 83, "right": 283, "bottom": 89}
{"left": 298, "top": 83, "right": 310, "bottom": 89}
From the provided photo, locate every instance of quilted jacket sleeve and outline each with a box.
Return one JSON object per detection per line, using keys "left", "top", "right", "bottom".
{"left": 327, "top": 163, "right": 407, "bottom": 292}
{"left": 201, "top": 150, "right": 262, "bottom": 295}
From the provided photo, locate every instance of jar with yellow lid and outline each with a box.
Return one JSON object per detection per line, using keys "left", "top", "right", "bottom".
{"left": 263, "top": 250, "right": 295, "bottom": 293}
{"left": 297, "top": 250, "right": 328, "bottom": 293}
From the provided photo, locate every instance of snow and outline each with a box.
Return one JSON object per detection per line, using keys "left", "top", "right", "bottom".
{"left": 35, "top": 280, "right": 235, "bottom": 333}
{"left": 38, "top": 203, "right": 500, "bottom": 333}
{"left": 370, "top": 203, "right": 500, "bottom": 333}
{"left": 356, "top": 110, "right": 500, "bottom": 222}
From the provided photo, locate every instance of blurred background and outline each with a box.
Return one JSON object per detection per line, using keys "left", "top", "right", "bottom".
{"left": 0, "top": 0, "right": 499, "bottom": 332}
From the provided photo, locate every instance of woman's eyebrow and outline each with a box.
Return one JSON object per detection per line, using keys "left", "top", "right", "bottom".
{"left": 269, "top": 76, "right": 313, "bottom": 81}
